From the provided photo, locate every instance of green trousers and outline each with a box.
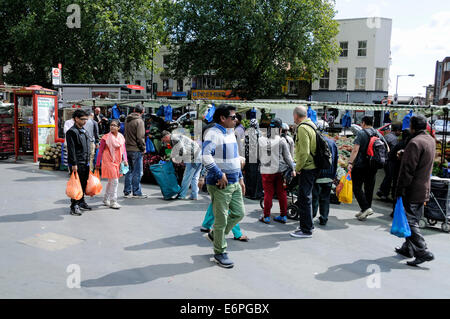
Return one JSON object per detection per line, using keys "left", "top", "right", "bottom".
{"left": 207, "top": 183, "right": 245, "bottom": 254}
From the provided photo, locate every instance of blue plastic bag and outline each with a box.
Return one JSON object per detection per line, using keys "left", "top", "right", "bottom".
{"left": 390, "top": 197, "right": 412, "bottom": 238}
{"left": 146, "top": 137, "right": 156, "bottom": 153}
{"left": 120, "top": 162, "right": 129, "bottom": 175}
{"left": 149, "top": 161, "right": 181, "bottom": 200}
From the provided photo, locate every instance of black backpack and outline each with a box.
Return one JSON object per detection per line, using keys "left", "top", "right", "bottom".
{"left": 363, "top": 129, "right": 387, "bottom": 169}
{"left": 299, "top": 123, "right": 332, "bottom": 170}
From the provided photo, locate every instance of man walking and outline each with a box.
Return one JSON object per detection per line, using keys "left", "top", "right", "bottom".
{"left": 312, "top": 136, "right": 338, "bottom": 226}
{"left": 290, "top": 106, "right": 319, "bottom": 238}
{"left": 161, "top": 130, "right": 202, "bottom": 200}
{"left": 123, "top": 105, "right": 147, "bottom": 199}
{"left": 377, "top": 122, "right": 402, "bottom": 200}
{"left": 395, "top": 115, "right": 436, "bottom": 266}
{"left": 66, "top": 109, "right": 92, "bottom": 216}
{"left": 84, "top": 112, "right": 100, "bottom": 171}
{"left": 202, "top": 104, "right": 245, "bottom": 268}
{"left": 348, "top": 116, "right": 388, "bottom": 221}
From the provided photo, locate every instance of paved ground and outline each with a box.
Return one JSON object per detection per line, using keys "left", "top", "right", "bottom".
{"left": 1, "top": 159, "right": 450, "bottom": 299}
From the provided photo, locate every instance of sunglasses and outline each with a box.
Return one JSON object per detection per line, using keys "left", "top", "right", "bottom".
{"left": 227, "top": 115, "right": 237, "bottom": 120}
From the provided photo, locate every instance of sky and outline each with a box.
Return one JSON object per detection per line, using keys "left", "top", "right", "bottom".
{"left": 334, "top": 0, "right": 450, "bottom": 97}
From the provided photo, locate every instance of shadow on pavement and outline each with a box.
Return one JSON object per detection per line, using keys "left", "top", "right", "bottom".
{"left": 81, "top": 254, "right": 214, "bottom": 288}
{"left": 315, "top": 255, "right": 426, "bottom": 283}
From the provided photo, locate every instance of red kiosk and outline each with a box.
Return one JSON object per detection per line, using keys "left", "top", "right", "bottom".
{"left": 13, "top": 85, "right": 61, "bottom": 162}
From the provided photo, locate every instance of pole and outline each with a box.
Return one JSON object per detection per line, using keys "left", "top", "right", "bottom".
{"left": 151, "top": 47, "right": 154, "bottom": 101}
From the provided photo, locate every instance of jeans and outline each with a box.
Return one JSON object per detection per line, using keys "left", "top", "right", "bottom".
{"left": 207, "top": 183, "right": 245, "bottom": 254}
{"left": 295, "top": 169, "right": 319, "bottom": 235}
{"left": 312, "top": 182, "right": 332, "bottom": 223}
{"left": 400, "top": 200, "right": 429, "bottom": 258}
{"left": 262, "top": 173, "right": 288, "bottom": 217}
{"left": 352, "top": 166, "right": 378, "bottom": 212}
{"left": 124, "top": 151, "right": 143, "bottom": 196}
{"left": 179, "top": 162, "right": 202, "bottom": 199}
{"left": 69, "top": 164, "right": 89, "bottom": 208}
{"left": 202, "top": 203, "right": 243, "bottom": 238}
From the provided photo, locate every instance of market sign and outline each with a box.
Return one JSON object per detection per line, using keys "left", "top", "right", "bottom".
{"left": 172, "top": 91, "right": 187, "bottom": 97}
{"left": 126, "top": 84, "right": 145, "bottom": 90}
{"left": 191, "top": 90, "right": 241, "bottom": 100}
{"left": 157, "top": 91, "right": 173, "bottom": 97}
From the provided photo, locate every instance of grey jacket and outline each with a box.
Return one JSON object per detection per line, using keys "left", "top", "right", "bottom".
{"left": 258, "top": 134, "right": 295, "bottom": 174}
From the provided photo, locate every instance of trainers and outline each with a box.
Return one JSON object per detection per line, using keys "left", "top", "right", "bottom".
{"left": 110, "top": 201, "right": 121, "bottom": 209}
{"left": 355, "top": 210, "right": 363, "bottom": 218}
{"left": 200, "top": 227, "right": 211, "bottom": 233}
{"left": 79, "top": 202, "right": 92, "bottom": 211}
{"left": 124, "top": 193, "right": 133, "bottom": 198}
{"left": 70, "top": 205, "right": 82, "bottom": 216}
{"left": 206, "top": 231, "right": 214, "bottom": 243}
{"left": 274, "top": 216, "right": 287, "bottom": 224}
{"left": 259, "top": 216, "right": 271, "bottom": 224}
{"left": 358, "top": 208, "right": 374, "bottom": 220}
{"left": 133, "top": 194, "right": 148, "bottom": 199}
{"left": 103, "top": 199, "right": 111, "bottom": 206}
{"left": 290, "top": 230, "right": 312, "bottom": 238}
{"left": 214, "top": 253, "right": 234, "bottom": 268}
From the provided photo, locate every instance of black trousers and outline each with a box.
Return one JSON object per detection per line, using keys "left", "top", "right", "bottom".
{"left": 379, "top": 160, "right": 395, "bottom": 197}
{"left": 243, "top": 163, "right": 264, "bottom": 200}
{"left": 312, "top": 182, "right": 332, "bottom": 222}
{"left": 400, "top": 201, "right": 429, "bottom": 258}
{"left": 295, "top": 169, "right": 319, "bottom": 235}
{"left": 352, "top": 166, "right": 378, "bottom": 212}
{"left": 69, "top": 164, "right": 89, "bottom": 208}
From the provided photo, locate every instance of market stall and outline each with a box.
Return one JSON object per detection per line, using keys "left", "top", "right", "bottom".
{"left": 0, "top": 102, "right": 14, "bottom": 159}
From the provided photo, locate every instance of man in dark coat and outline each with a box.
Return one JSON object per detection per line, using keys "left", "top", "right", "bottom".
{"left": 66, "top": 109, "right": 91, "bottom": 216}
{"left": 395, "top": 115, "right": 436, "bottom": 266}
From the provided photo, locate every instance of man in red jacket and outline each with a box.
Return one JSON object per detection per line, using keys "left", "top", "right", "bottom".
{"left": 395, "top": 115, "right": 436, "bottom": 267}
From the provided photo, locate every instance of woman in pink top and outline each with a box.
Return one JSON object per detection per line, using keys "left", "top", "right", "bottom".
{"left": 96, "top": 119, "right": 128, "bottom": 209}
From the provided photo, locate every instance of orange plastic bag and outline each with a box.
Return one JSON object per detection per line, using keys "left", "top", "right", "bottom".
{"left": 86, "top": 170, "right": 103, "bottom": 196}
{"left": 66, "top": 171, "right": 83, "bottom": 200}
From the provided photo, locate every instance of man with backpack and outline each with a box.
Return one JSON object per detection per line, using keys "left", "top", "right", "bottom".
{"left": 290, "top": 106, "right": 331, "bottom": 238}
{"left": 348, "top": 116, "right": 389, "bottom": 221}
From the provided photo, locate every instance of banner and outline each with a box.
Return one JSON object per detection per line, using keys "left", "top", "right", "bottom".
{"left": 191, "top": 90, "right": 241, "bottom": 100}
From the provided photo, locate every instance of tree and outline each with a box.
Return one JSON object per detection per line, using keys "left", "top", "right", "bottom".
{"left": 0, "top": 0, "right": 168, "bottom": 87}
{"left": 165, "top": 0, "right": 340, "bottom": 99}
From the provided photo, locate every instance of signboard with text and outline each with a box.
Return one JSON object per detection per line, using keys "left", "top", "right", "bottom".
{"left": 191, "top": 90, "right": 241, "bottom": 100}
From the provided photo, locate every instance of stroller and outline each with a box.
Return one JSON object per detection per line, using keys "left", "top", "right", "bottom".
{"left": 259, "top": 173, "right": 299, "bottom": 220}
{"left": 420, "top": 177, "right": 450, "bottom": 233}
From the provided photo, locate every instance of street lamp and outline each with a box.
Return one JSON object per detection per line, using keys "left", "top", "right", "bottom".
{"left": 394, "top": 74, "right": 414, "bottom": 105}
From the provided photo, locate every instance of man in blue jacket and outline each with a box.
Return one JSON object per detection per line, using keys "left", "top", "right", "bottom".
{"left": 312, "top": 136, "right": 338, "bottom": 226}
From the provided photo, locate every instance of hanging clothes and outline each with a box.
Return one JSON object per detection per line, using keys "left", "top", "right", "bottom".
{"left": 250, "top": 107, "right": 257, "bottom": 120}
{"left": 111, "top": 104, "right": 121, "bottom": 119}
{"left": 164, "top": 105, "right": 173, "bottom": 122}
{"left": 383, "top": 111, "right": 392, "bottom": 124}
{"left": 156, "top": 105, "right": 165, "bottom": 117}
{"left": 205, "top": 104, "right": 216, "bottom": 123}
{"left": 307, "top": 106, "right": 317, "bottom": 124}
{"left": 402, "top": 110, "right": 414, "bottom": 130}
{"left": 341, "top": 110, "right": 352, "bottom": 128}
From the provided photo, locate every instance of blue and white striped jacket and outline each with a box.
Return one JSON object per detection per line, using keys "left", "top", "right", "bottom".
{"left": 202, "top": 124, "right": 243, "bottom": 185}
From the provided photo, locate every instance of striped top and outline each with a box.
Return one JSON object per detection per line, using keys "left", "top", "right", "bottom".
{"left": 202, "top": 124, "right": 243, "bottom": 185}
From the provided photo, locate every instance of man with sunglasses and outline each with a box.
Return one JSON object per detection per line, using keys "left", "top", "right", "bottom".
{"left": 202, "top": 104, "right": 245, "bottom": 268}
{"left": 66, "top": 109, "right": 92, "bottom": 216}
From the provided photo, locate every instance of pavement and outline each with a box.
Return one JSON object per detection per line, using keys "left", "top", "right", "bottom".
{"left": 1, "top": 159, "right": 450, "bottom": 299}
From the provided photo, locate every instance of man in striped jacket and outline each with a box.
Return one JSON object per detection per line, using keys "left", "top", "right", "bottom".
{"left": 202, "top": 104, "right": 246, "bottom": 268}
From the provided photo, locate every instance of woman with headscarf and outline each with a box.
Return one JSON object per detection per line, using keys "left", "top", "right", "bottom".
{"left": 96, "top": 119, "right": 128, "bottom": 209}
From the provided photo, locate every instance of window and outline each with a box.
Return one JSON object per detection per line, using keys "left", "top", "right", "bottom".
{"left": 358, "top": 41, "right": 367, "bottom": 57}
{"left": 177, "top": 79, "right": 183, "bottom": 92}
{"left": 135, "top": 80, "right": 141, "bottom": 94}
{"left": 376, "top": 68, "right": 384, "bottom": 91}
{"left": 355, "top": 68, "right": 366, "bottom": 90}
{"left": 288, "top": 80, "right": 299, "bottom": 95}
{"left": 319, "top": 70, "right": 329, "bottom": 89}
{"left": 337, "top": 68, "right": 347, "bottom": 90}
{"left": 163, "top": 79, "right": 169, "bottom": 92}
{"left": 163, "top": 55, "right": 170, "bottom": 68}
{"left": 146, "top": 80, "right": 152, "bottom": 94}
{"left": 339, "top": 42, "right": 348, "bottom": 57}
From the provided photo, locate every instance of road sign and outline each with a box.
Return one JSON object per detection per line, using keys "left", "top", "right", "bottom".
{"left": 52, "top": 68, "right": 61, "bottom": 85}
{"left": 58, "top": 63, "right": 62, "bottom": 69}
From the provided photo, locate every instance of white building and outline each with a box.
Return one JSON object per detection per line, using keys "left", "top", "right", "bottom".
{"left": 311, "top": 17, "right": 392, "bottom": 104}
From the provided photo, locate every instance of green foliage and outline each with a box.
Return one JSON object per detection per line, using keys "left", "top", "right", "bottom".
{"left": 165, "top": 0, "right": 340, "bottom": 99}
{"left": 0, "top": 0, "right": 168, "bottom": 86}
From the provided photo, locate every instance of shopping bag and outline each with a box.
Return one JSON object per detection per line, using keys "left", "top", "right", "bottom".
{"left": 390, "top": 197, "right": 411, "bottom": 238}
{"left": 337, "top": 171, "right": 353, "bottom": 204}
{"left": 86, "top": 170, "right": 102, "bottom": 196}
{"left": 120, "top": 162, "right": 129, "bottom": 175}
{"left": 66, "top": 171, "right": 83, "bottom": 200}
{"left": 149, "top": 161, "right": 181, "bottom": 200}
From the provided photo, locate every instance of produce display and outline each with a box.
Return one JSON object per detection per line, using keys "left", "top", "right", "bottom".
{"left": 0, "top": 104, "right": 14, "bottom": 158}
{"left": 329, "top": 135, "right": 354, "bottom": 168}
{"left": 433, "top": 141, "right": 450, "bottom": 176}
{"left": 41, "top": 143, "right": 62, "bottom": 161}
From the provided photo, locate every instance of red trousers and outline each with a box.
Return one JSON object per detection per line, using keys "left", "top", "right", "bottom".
{"left": 262, "top": 173, "right": 288, "bottom": 217}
